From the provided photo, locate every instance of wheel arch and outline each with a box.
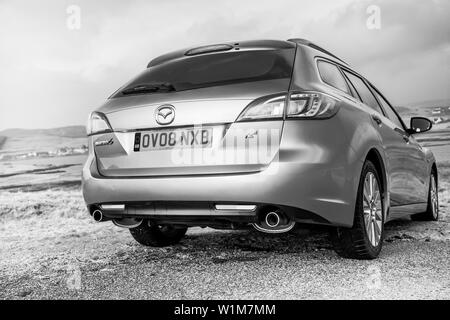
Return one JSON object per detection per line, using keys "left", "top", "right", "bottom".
{"left": 363, "top": 147, "right": 390, "bottom": 222}
{"left": 365, "top": 148, "right": 387, "bottom": 196}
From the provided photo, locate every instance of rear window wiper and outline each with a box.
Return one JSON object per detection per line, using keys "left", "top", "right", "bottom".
{"left": 121, "top": 83, "right": 176, "bottom": 95}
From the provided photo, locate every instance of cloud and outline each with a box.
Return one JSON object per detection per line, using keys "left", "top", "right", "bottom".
{"left": 294, "top": 0, "right": 450, "bottom": 104}
{"left": 324, "top": 0, "right": 450, "bottom": 64}
{"left": 0, "top": 0, "right": 448, "bottom": 129}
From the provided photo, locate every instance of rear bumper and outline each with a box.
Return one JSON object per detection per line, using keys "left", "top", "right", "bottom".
{"left": 82, "top": 152, "right": 360, "bottom": 227}
{"left": 90, "top": 201, "right": 330, "bottom": 227}
{"left": 82, "top": 116, "right": 366, "bottom": 228}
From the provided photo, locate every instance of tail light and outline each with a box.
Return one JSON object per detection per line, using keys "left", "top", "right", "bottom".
{"left": 236, "top": 92, "right": 340, "bottom": 122}
{"left": 287, "top": 92, "right": 340, "bottom": 119}
{"left": 236, "top": 94, "right": 286, "bottom": 121}
{"left": 87, "top": 112, "right": 113, "bottom": 136}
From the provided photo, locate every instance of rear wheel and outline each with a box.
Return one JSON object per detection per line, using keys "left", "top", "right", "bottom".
{"left": 130, "top": 222, "right": 187, "bottom": 247}
{"left": 411, "top": 172, "right": 439, "bottom": 221}
{"left": 331, "top": 160, "right": 384, "bottom": 259}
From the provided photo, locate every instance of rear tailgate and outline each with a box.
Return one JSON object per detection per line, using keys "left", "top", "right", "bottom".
{"left": 92, "top": 51, "right": 294, "bottom": 177}
{"left": 94, "top": 98, "right": 284, "bottom": 177}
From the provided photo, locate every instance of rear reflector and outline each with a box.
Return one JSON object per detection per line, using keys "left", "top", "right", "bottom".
{"left": 214, "top": 204, "right": 256, "bottom": 211}
{"left": 100, "top": 204, "right": 125, "bottom": 211}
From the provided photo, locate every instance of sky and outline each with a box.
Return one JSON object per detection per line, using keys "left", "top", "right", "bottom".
{"left": 0, "top": 0, "right": 449, "bottom": 130}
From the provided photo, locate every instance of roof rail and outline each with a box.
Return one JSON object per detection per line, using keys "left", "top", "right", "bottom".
{"left": 287, "top": 38, "right": 348, "bottom": 65}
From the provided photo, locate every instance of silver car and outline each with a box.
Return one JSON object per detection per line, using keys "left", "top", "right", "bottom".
{"left": 82, "top": 39, "right": 438, "bottom": 259}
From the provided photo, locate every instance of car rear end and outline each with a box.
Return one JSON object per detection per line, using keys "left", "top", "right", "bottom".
{"left": 82, "top": 40, "right": 358, "bottom": 232}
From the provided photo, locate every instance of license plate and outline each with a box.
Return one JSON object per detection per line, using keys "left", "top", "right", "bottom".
{"left": 134, "top": 128, "right": 213, "bottom": 151}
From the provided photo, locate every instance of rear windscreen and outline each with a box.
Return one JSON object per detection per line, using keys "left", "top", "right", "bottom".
{"left": 113, "top": 49, "right": 295, "bottom": 97}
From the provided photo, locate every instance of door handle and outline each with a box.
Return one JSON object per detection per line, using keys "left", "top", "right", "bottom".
{"left": 371, "top": 114, "right": 382, "bottom": 126}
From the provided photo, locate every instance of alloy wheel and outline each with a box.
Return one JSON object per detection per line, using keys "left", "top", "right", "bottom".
{"left": 363, "top": 172, "right": 383, "bottom": 247}
{"left": 430, "top": 175, "right": 438, "bottom": 219}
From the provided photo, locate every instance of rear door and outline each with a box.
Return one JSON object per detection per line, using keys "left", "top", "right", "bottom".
{"left": 370, "top": 87, "right": 429, "bottom": 204}
{"left": 342, "top": 70, "right": 426, "bottom": 206}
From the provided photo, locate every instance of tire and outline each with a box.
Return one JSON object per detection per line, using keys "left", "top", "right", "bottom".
{"left": 130, "top": 222, "right": 187, "bottom": 247}
{"left": 411, "top": 172, "right": 439, "bottom": 221}
{"left": 331, "top": 160, "right": 384, "bottom": 259}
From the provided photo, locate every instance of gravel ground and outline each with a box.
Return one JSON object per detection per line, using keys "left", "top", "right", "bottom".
{"left": 0, "top": 185, "right": 449, "bottom": 300}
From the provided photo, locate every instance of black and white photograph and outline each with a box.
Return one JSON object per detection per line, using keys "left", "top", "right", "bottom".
{"left": 0, "top": 0, "right": 449, "bottom": 309}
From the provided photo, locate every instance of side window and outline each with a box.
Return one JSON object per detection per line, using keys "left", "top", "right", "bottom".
{"left": 372, "top": 89, "right": 404, "bottom": 129}
{"left": 343, "top": 71, "right": 384, "bottom": 115}
{"left": 317, "top": 60, "right": 350, "bottom": 94}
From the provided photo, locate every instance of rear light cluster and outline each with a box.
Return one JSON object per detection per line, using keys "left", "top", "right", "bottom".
{"left": 237, "top": 92, "right": 340, "bottom": 122}
{"left": 236, "top": 94, "right": 285, "bottom": 121}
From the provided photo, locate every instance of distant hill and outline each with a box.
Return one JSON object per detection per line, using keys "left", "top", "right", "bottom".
{"left": 396, "top": 99, "right": 450, "bottom": 119}
{"left": 0, "top": 136, "right": 6, "bottom": 149}
{"left": 0, "top": 125, "right": 86, "bottom": 138}
{"left": 407, "top": 99, "right": 450, "bottom": 108}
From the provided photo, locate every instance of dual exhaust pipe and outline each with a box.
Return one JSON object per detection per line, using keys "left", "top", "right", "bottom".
{"left": 93, "top": 205, "right": 293, "bottom": 233}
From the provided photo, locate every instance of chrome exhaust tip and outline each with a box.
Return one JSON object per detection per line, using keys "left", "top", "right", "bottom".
{"left": 265, "top": 211, "right": 280, "bottom": 228}
{"left": 252, "top": 208, "right": 295, "bottom": 234}
{"left": 92, "top": 209, "right": 104, "bottom": 222}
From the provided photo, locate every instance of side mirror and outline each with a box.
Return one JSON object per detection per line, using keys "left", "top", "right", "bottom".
{"left": 408, "top": 117, "right": 432, "bottom": 134}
